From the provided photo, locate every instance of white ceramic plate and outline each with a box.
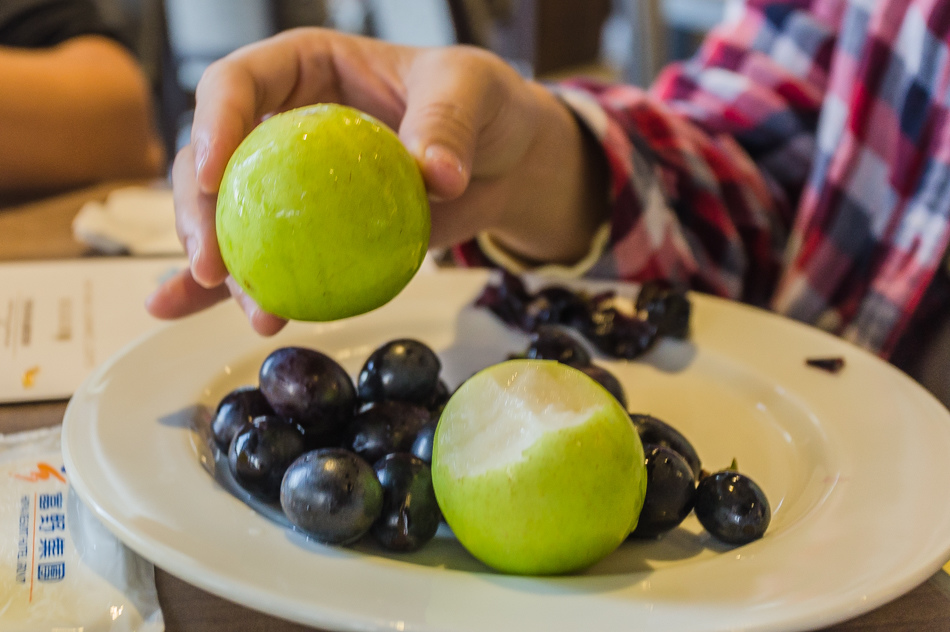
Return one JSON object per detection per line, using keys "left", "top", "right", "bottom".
{"left": 62, "top": 269, "right": 950, "bottom": 632}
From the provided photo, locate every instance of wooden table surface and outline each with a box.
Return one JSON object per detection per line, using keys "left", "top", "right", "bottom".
{"left": 4, "top": 182, "right": 950, "bottom": 632}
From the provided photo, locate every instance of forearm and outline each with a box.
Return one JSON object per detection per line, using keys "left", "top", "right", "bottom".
{"left": 0, "top": 36, "right": 165, "bottom": 192}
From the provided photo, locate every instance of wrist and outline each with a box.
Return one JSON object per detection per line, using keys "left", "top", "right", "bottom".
{"left": 487, "top": 82, "right": 610, "bottom": 266}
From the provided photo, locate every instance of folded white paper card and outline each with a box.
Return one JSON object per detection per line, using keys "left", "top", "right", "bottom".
{"left": 72, "top": 186, "right": 182, "bottom": 256}
{"left": 0, "top": 257, "right": 187, "bottom": 403}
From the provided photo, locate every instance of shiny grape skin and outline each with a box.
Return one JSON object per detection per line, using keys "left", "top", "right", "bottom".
{"left": 630, "top": 413, "right": 702, "bottom": 481}
{"left": 474, "top": 271, "right": 531, "bottom": 326}
{"left": 410, "top": 420, "right": 437, "bottom": 464}
{"left": 357, "top": 339, "right": 442, "bottom": 405}
{"left": 259, "top": 347, "right": 356, "bottom": 438}
{"left": 521, "top": 286, "right": 588, "bottom": 331}
{"left": 578, "top": 364, "right": 627, "bottom": 409}
{"left": 630, "top": 445, "right": 696, "bottom": 539}
{"left": 578, "top": 304, "right": 658, "bottom": 360}
{"left": 280, "top": 448, "right": 383, "bottom": 546}
{"left": 694, "top": 471, "right": 771, "bottom": 545}
{"left": 522, "top": 325, "right": 592, "bottom": 368}
{"left": 211, "top": 386, "right": 274, "bottom": 451}
{"left": 423, "top": 379, "right": 451, "bottom": 417}
{"left": 346, "top": 400, "right": 433, "bottom": 464}
{"left": 635, "top": 280, "right": 691, "bottom": 339}
{"left": 371, "top": 453, "right": 441, "bottom": 552}
{"left": 228, "top": 415, "right": 307, "bottom": 503}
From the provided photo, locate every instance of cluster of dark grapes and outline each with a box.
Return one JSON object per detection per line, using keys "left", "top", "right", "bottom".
{"left": 476, "top": 271, "right": 691, "bottom": 359}
{"left": 210, "top": 339, "right": 448, "bottom": 552}
{"left": 497, "top": 284, "right": 771, "bottom": 545}
{"left": 209, "top": 271, "right": 772, "bottom": 558}
{"left": 631, "top": 414, "right": 771, "bottom": 544}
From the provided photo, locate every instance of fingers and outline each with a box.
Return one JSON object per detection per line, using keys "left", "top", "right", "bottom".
{"left": 399, "top": 48, "right": 501, "bottom": 201}
{"left": 191, "top": 30, "right": 515, "bottom": 209}
{"left": 191, "top": 28, "right": 412, "bottom": 195}
{"left": 191, "top": 34, "right": 308, "bottom": 194}
{"left": 224, "top": 278, "right": 288, "bottom": 336}
{"left": 145, "top": 269, "right": 287, "bottom": 336}
{"left": 145, "top": 268, "right": 230, "bottom": 319}
{"left": 172, "top": 145, "right": 228, "bottom": 288}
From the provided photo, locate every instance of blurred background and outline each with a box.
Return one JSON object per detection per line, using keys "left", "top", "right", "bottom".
{"left": 93, "top": 0, "right": 727, "bottom": 160}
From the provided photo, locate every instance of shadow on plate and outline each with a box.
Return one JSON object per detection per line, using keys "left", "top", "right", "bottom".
{"left": 639, "top": 338, "right": 698, "bottom": 374}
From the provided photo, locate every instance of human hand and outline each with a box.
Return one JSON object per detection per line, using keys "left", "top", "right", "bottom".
{"left": 146, "top": 28, "right": 607, "bottom": 333}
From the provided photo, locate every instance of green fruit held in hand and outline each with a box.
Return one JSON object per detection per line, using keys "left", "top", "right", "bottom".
{"left": 431, "top": 359, "right": 646, "bottom": 575}
{"left": 216, "top": 104, "right": 430, "bottom": 321}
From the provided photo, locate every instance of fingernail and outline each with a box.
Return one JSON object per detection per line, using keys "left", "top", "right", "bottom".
{"left": 187, "top": 238, "right": 212, "bottom": 288}
{"left": 425, "top": 144, "right": 465, "bottom": 177}
{"left": 194, "top": 138, "right": 208, "bottom": 178}
{"left": 185, "top": 236, "right": 199, "bottom": 267}
{"left": 247, "top": 303, "right": 266, "bottom": 330}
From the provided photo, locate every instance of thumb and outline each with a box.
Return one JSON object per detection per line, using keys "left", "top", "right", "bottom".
{"left": 399, "top": 51, "right": 496, "bottom": 201}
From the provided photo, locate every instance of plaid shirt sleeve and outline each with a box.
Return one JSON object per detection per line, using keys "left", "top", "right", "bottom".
{"left": 458, "top": 0, "right": 950, "bottom": 358}
{"left": 572, "top": 1, "right": 845, "bottom": 309}
{"left": 771, "top": 0, "right": 950, "bottom": 357}
{"left": 458, "top": 0, "right": 841, "bottom": 307}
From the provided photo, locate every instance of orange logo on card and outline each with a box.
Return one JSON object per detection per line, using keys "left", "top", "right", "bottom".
{"left": 12, "top": 462, "right": 66, "bottom": 484}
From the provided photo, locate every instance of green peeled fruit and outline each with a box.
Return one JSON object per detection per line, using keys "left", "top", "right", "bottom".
{"left": 432, "top": 359, "right": 647, "bottom": 575}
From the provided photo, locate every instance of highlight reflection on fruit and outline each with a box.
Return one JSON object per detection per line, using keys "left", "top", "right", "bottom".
{"left": 216, "top": 104, "right": 430, "bottom": 321}
{"left": 431, "top": 359, "right": 647, "bottom": 575}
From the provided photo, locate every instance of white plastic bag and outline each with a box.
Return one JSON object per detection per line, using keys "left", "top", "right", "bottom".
{"left": 0, "top": 426, "right": 164, "bottom": 631}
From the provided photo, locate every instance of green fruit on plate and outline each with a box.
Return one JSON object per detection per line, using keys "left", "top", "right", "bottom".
{"left": 216, "top": 104, "right": 430, "bottom": 321}
{"left": 431, "top": 359, "right": 646, "bottom": 575}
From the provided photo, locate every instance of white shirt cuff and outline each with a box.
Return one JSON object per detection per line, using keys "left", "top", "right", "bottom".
{"left": 475, "top": 222, "right": 611, "bottom": 279}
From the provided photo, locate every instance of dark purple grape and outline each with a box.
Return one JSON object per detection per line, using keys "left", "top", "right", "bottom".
{"left": 423, "top": 379, "right": 451, "bottom": 416}
{"left": 357, "top": 339, "right": 441, "bottom": 405}
{"left": 521, "top": 286, "right": 588, "bottom": 331}
{"left": 630, "top": 413, "right": 702, "bottom": 481}
{"left": 410, "top": 420, "right": 437, "bottom": 463}
{"left": 635, "top": 280, "right": 691, "bottom": 339}
{"left": 298, "top": 420, "right": 350, "bottom": 452}
{"left": 474, "top": 271, "right": 531, "bottom": 327}
{"left": 347, "top": 400, "right": 432, "bottom": 464}
{"left": 584, "top": 290, "right": 618, "bottom": 311}
{"left": 280, "top": 448, "right": 383, "bottom": 545}
{"left": 496, "top": 271, "right": 530, "bottom": 303}
{"left": 371, "top": 453, "right": 440, "bottom": 552}
{"left": 577, "top": 364, "right": 627, "bottom": 408}
{"left": 259, "top": 347, "right": 355, "bottom": 438}
{"left": 475, "top": 274, "right": 669, "bottom": 360}
{"left": 694, "top": 470, "right": 770, "bottom": 545}
{"left": 228, "top": 416, "right": 307, "bottom": 502}
{"left": 473, "top": 285, "right": 514, "bottom": 325}
{"left": 578, "top": 304, "right": 658, "bottom": 360}
{"left": 522, "top": 325, "right": 592, "bottom": 367}
{"left": 630, "top": 445, "right": 696, "bottom": 538}
{"left": 211, "top": 386, "right": 274, "bottom": 451}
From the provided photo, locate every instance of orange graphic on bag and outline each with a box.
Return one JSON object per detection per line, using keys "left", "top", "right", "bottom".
{"left": 12, "top": 462, "right": 66, "bottom": 483}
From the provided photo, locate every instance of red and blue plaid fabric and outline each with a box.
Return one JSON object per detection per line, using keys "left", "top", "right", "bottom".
{"left": 459, "top": 0, "right": 950, "bottom": 358}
